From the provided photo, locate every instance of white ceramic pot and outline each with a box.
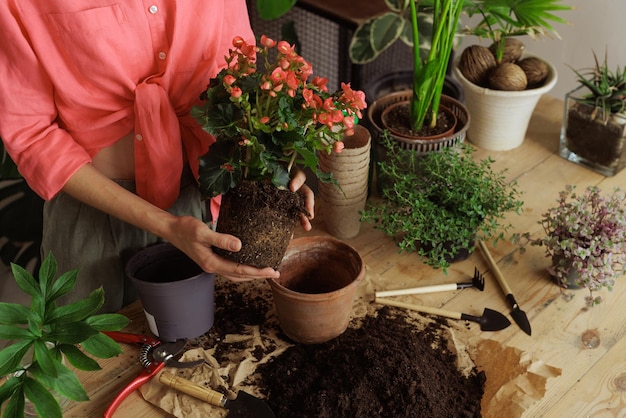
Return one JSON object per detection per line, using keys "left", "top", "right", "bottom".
{"left": 453, "top": 54, "right": 557, "bottom": 151}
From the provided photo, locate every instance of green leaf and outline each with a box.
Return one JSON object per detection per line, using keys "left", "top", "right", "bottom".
{"left": 37, "top": 252, "right": 58, "bottom": 299}
{"left": 4, "top": 388, "right": 25, "bottom": 418}
{"left": 58, "top": 344, "right": 101, "bottom": 371}
{"left": 198, "top": 140, "right": 243, "bottom": 198}
{"left": 349, "top": 19, "right": 378, "bottom": 64}
{"left": 46, "top": 269, "right": 78, "bottom": 303}
{"left": 34, "top": 340, "right": 57, "bottom": 378}
{"left": 29, "top": 361, "right": 89, "bottom": 402}
{"left": 46, "top": 321, "right": 98, "bottom": 345}
{"left": 370, "top": 13, "right": 404, "bottom": 54}
{"left": 10, "top": 263, "right": 40, "bottom": 299}
{"left": 0, "top": 325, "right": 35, "bottom": 340}
{"left": 23, "top": 377, "right": 62, "bottom": 418}
{"left": 0, "top": 376, "right": 21, "bottom": 405}
{"left": 256, "top": 0, "right": 296, "bottom": 20}
{"left": 0, "top": 340, "right": 33, "bottom": 376}
{"left": 85, "top": 313, "right": 130, "bottom": 331}
{"left": 80, "top": 332, "right": 124, "bottom": 359}
{"left": 46, "top": 287, "right": 104, "bottom": 324}
{"left": 0, "top": 303, "right": 37, "bottom": 325}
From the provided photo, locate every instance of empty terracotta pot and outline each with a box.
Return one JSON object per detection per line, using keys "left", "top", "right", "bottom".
{"left": 268, "top": 236, "right": 365, "bottom": 344}
{"left": 127, "top": 243, "right": 215, "bottom": 342}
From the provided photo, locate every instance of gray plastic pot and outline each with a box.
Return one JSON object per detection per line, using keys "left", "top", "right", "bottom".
{"left": 127, "top": 243, "right": 215, "bottom": 342}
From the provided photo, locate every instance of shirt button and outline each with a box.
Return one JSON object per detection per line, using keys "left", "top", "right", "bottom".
{"left": 149, "top": 5, "right": 158, "bottom": 14}
{"left": 158, "top": 51, "right": 167, "bottom": 60}
{"left": 135, "top": 134, "right": 143, "bottom": 141}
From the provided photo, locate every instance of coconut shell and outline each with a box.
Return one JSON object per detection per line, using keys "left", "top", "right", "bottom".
{"left": 489, "top": 38, "right": 525, "bottom": 63}
{"left": 458, "top": 45, "right": 497, "bottom": 87}
{"left": 518, "top": 57, "right": 549, "bottom": 88}
{"left": 488, "top": 63, "right": 528, "bottom": 91}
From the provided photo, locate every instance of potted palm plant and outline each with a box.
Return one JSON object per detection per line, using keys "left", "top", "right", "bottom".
{"left": 192, "top": 35, "right": 367, "bottom": 269}
{"left": 559, "top": 51, "right": 626, "bottom": 176}
{"left": 360, "top": 132, "right": 523, "bottom": 271}
{"left": 453, "top": 0, "right": 570, "bottom": 150}
{"left": 349, "top": 0, "right": 470, "bottom": 153}
{"left": 0, "top": 253, "right": 129, "bottom": 417}
{"left": 514, "top": 185, "right": 626, "bottom": 306}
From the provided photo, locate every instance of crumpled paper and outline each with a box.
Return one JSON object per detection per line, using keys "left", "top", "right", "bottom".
{"left": 139, "top": 270, "right": 561, "bottom": 417}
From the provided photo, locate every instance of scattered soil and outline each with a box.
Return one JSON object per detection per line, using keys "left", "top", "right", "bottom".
{"left": 188, "top": 279, "right": 485, "bottom": 418}
{"left": 213, "top": 180, "right": 307, "bottom": 269}
{"left": 382, "top": 103, "right": 456, "bottom": 138}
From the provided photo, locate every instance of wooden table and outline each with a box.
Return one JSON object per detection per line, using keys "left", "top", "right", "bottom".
{"left": 64, "top": 96, "right": 626, "bottom": 417}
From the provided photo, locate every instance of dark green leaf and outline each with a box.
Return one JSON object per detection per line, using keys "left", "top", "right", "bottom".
{"left": 0, "top": 325, "right": 34, "bottom": 340}
{"left": 58, "top": 344, "right": 101, "bottom": 371}
{"left": 349, "top": 19, "right": 378, "bottom": 64}
{"left": 0, "top": 303, "right": 37, "bottom": 325}
{"left": 23, "top": 377, "right": 62, "bottom": 418}
{"left": 37, "top": 252, "right": 58, "bottom": 299}
{"left": 0, "top": 340, "right": 33, "bottom": 376}
{"left": 80, "top": 332, "right": 124, "bottom": 359}
{"left": 198, "top": 141, "right": 243, "bottom": 198}
{"left": 29, "top": 361, "right": 89, "bottom": 402}
{"left": 371, "top": 13, "right": 404, "bottom": 54}
{"left": 0, "top": 376, "right": 21, "bottom": 405}
{"left": 46, "top": 269, "right": 78, "bottom": 303}
{"left": 85, "top": 313, "right": 130, "bottom": 331}
{"left": 46, "top": 288, "right": 104, "bottom": 324}
{"left": 256, "top": 0, "right": 296, "bottom": 20}
{"left": 4, "top": 388, "right": 25, "bottom": 418}
{"left": 46, "top": 321, "right": 98, "bottom": 345}
{"left": 33, "top": 340, "right": 57, "bottom": 378}
{"left": 10, "top": 263, "right": 40, "bottom": 299}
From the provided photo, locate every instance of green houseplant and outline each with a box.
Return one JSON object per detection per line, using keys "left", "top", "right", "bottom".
{"left": 0, "top": 253, "right": 129, "bottom": 418}
{"left": 361, "top": 132, "right": 523, "bottom": 270}
{"left": 514, "top": 185, "right": 626, "bottom": 306}
{"left": 191, "top": 35, "right": 366, "bottom": 268}
{"left": 350, "top": 0, "right": 466, "bottom": 137}
{"left": 453, "top": 0, "right": 570, "bottom": 150}
{"left": 559, "top": 51, "right": 626, "bottom": 176}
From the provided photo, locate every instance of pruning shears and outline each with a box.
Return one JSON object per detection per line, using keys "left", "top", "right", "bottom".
{"left": 102, "top": 331, "right": 203, "bottom": 418}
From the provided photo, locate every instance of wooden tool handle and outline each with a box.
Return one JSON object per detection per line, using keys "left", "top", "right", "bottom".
{"left": 375, "top": 283, "right": 458, "bottom": 297}
{"left": 159, "top": 371, "right": 226, "bottom": 408}
{"left": 478, "top": 240, "right": 513, "bottom": 295}
{"left": 375, "top": 298, "right": 462, "bottom": 320}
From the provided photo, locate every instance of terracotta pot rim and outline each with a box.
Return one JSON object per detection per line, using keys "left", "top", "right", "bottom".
{"left": 270, "top": 236, "right": 365, "bottom": 299}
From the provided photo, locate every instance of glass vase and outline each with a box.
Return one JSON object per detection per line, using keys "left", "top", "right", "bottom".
{"left": 559, "top": 86, "right": 626, "bottom": 176}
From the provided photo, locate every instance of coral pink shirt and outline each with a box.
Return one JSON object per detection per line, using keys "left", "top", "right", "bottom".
{"left": 0, "top": 1, "right": 254, "bottom": 209}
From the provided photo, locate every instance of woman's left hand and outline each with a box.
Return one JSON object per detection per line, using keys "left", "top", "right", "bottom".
{"left": 289, "top": 168, "right": 314, "bottom": 231}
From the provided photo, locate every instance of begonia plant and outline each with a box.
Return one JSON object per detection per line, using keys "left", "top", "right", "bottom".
{"left": 191, "top": 35, "right": 367, "bottom": 199}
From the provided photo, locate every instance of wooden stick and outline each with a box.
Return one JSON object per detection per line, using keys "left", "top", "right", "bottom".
{"left": 374, "top": 297, "right": 462, "bottom": 320}
{"left": 477, "top": 240, "right": 513, "bottom": 295}
{"left": 375, "top": 283, "right": 459, "bottom": 297}
{"left": 159, "top": 371, "right": 225, "bottom": 407}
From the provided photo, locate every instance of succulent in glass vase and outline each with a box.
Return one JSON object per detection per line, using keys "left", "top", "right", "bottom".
{"left": 514, "top": 185, "right": 626, "bottom": 305}
{"left": 191, "top": 35, "right": 367, "bottom": 268}
{"left": 559, "top": 51, "right": 626, "bottom": 176}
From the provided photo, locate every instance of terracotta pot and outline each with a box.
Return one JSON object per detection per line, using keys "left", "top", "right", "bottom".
{"left": 453, "top": 53, "right": 557, "bottom": 151}
{"left": 268, "top": 236, "right": 365, "bottom": 344}
{"left": 127, "top": 243, "right": 215, "bottom": 342}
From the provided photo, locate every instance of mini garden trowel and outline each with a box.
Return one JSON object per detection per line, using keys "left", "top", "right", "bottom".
{"left": 375, "top": 298, "right": 511, "bottom": 331}
{"left": 478, "top": 240, "right": 532, "bottom": 336}
{"left": 159, "top": 371, "right": 275, "bottom": 418}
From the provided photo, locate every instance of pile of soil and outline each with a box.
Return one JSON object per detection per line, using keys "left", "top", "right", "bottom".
{"left": 188, "top": 279, "right": 485, "bottom": 418}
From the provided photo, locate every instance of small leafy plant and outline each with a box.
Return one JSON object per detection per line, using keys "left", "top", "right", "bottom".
{"left": 514, "top": 185, "right": 626, "bottom": 305}
{"left": 0, "top": 253, "right": 129, "bottom": 418}
{"left": 569, "top": 51, "right": 626, "bottom": 123}
{"left": 191, "top": 35, "right": 367, "bottom": 199}
{"left": 361, "top": 134, "right": 523, "bottom": 270}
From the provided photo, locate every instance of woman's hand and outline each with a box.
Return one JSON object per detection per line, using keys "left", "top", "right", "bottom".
{"left": 289, "top": 168, "right": 314, "bottom": 231}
